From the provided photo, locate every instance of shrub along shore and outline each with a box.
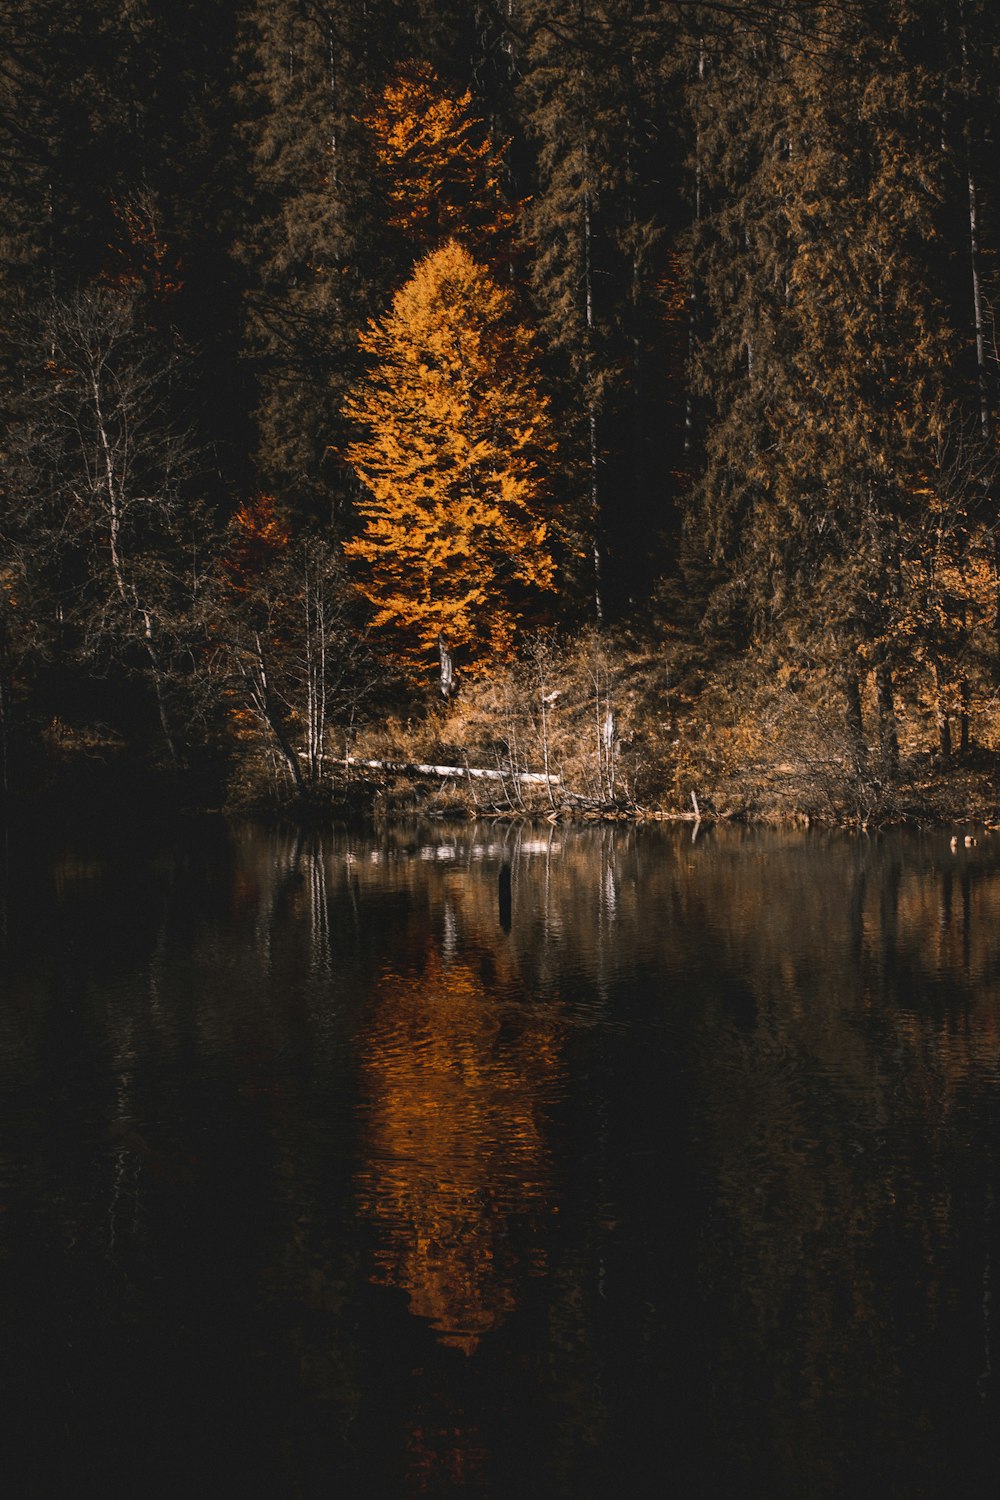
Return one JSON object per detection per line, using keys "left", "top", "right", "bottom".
{"left": 12, "top": 626, "right": 1000, "bottom": 836}
{"left": 220, "top": 628, "right": 1000, "bottom": 833}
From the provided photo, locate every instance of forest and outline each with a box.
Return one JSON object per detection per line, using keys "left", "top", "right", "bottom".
{"left": 1, "top": 0, "right": 998, "bottom": 825}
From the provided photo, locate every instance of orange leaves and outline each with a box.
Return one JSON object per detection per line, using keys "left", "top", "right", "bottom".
{"left": 346, "top": 66, "right": 547, "bottom": 679}
{"left": 343, "top": 241, "right": 555, "bottom": 677}
{"left": 221, "top": 494, "right": 291, "bottom": 596}
{"left": 104, "top": 197, "right": 184, "bottom": 304}
{"left": 365, "top": 62, "right": 518, "bottom": 264}
{"left": 356, "top": 949, "right": 555, "bottom": 1353}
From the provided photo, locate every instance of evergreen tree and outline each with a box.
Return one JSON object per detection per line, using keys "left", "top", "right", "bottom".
{"left": 365, "top": 60, "right": 518, "bottom": 267}
{"left": 343, "top": 239, "right": 556, "bottom": 685}
{"left": 512, "top": 0, "right": 681, "bottom": 620}
{"left": 684, "top": 3, "right": 983, "bottom": 769}
{"left": 234, "top": 0, "right": 389, "bottom": 522}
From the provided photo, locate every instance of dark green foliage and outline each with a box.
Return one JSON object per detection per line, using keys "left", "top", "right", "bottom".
{"left": 512, "top": 0, "right": 685, "bottom": 619}
{"left": 681, "top": 1, "right": 999, "bottom": 764}
{"left": 234, "top": 0, "right": 393, "bottom": 523}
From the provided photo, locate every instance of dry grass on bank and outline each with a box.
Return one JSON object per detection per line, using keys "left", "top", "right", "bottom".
{"left": 346, "top": 630, "right": 671, "bottom": 816}
{"left": 227, "top": 630, "right": 1000, "bottom": 828}
{"left": 668, "top": 646, "right": 1000, "bottom": 827}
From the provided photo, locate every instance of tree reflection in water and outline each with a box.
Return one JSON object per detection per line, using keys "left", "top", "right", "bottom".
{"left": 355, "top": 945, "right": 559, "bottom": 1355}
{"left": 4, "top": 821, "right": 1000, "bottom": 1497}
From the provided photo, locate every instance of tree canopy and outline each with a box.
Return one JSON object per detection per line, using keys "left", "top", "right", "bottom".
{"left": 343, "top": 239, "right": 556, "bottom": 679}
{"left": 1, "top": 0, "right": 1000, "bottom": 802}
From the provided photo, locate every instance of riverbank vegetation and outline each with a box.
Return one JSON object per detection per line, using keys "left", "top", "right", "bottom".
{"left": 2, "top": 1, "right": 1000, "bottom": 827}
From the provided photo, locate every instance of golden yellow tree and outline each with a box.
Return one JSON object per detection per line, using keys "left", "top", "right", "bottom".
{"left": 365, "top": 62, "right": 517, "bottom": 261}
{"left": 343, "top": 239, "right": 555, "bottom": 683}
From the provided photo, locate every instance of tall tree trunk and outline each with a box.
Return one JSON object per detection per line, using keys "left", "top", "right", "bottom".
{"left": 844, "top": 666, "right": 866, "bottom": 772}
{"left": 248, "top": 633, "right": 303, "bottom": 790}
{"left": 959, "top": 673, "right": 972, "bottom": 755}
{"left": 438, "top": 633, "right": 454, "bottom": 698}
{"left": 582, "top": 125, "right": 603, "bottom": 625}
{"left": 141, "top": 609, "right": 180, "bottom": 767}
{"left": 588, "top": 400, "right": 603, "bottom": 624}
{"left": 933, "top": 660, "right": 953, "bottom": 758}
{"left": 967, "top": 161, "right": 989, "bottom": 438}
{"left": 960, "top": 8, "right": 990, "bottom": 440}
{"left": 958, "top": 6, "right": 1000, "bottom": 674}
{"left": 875, "top": 661, "right": 899, "bottom": 778}
{"left": 94, "top": 379, "right": 179, "bottom": 767}
{"left": 302, "top": 556, "right": 328, "bottom": 785}
{"left": 684, "top": 41, "right": 705, "bottom": 460}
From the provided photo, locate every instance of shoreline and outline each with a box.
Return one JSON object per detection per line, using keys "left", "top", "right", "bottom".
{"left": 8, "top": 743, "right": 1000, "bottom": 838}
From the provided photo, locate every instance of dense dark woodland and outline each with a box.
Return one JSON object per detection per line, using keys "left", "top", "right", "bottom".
{"left": 2, "top": 0, "right": 999, "bottom": 824}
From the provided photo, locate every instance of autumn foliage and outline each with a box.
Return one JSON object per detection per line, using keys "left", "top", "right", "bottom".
{"left": 366, "top": 63, "right": 517, "bottom": 261}
{"left": 221, "top": 494, "right": 291, "bottom": 596}
{"left": 344, "top": 239, "right": 555, "bottom": 678}
{"left": 105, "top": 196, "right": 184, "bottom": 305}
{"left": 7, "top": 2, "right": 1000, "bottom": 809}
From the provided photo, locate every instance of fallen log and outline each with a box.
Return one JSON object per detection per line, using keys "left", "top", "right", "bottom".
{"left": 336, "top": 756, "right": 561, "bottom": 786}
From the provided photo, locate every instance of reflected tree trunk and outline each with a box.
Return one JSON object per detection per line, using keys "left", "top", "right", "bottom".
{"left": 498, "top": 862, "right": 512, "bottom": 933}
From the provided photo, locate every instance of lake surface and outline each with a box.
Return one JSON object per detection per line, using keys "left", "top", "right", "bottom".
{"left": 2, "top": 818, "right": 999, "bottom": 1497}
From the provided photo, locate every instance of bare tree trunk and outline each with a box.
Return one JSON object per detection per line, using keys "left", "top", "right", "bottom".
{"left": 94, "top": 375, "right": 179, "bottom": 766}
{"left": 684, "top": 41, "right": 705, "bottom": 460}
{"left": 960, "top": 673, "right": 972, "bottom": 755}
{"left": 601, "top": 708, "right": 616, "bottom": 798}
{"left": 92, "top": 374, "right": 128, "bottom": 601}
{"left": 438, "top": 633, "right": 454, "bottom": 698}
{"left": 582, "top": 119, "right": 603, "bottom": 625}
{"left": 316, "top": 590, "right": 327, "bottom": 779}
{"left": 960, "top": 8, "right": 990, "bottom": 440}
{"left": 141, "top": 608, "right": 179, "bottom": 766}
{"left": 967, "top": 163, "right": 989, "bottom": 438}
{"left": 957, "top": 6, "right": 1000, "bottom": 673}
{"left": 588, "top": 400, "right": 603, "bottom": 623}
{"left": 538, "top": 678, "right": 556, "bottom": 810}
{"left": 304, "top": 565, "right": 316, "bottom": 780}
{"left": 933, "top": 661, "right": 952, "bottom": 757}
{"left": 247, "top": 632, "right": 303, "bottom": 791}
{"left": 302, "top": 554, "right": 328, "bottom": 784}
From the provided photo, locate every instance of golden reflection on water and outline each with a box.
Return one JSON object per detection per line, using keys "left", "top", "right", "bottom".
{"left": 356, "top": 946, "right": 559, "bottom": 1356}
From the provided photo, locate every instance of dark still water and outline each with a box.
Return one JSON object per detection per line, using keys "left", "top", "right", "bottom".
{"left": 2, "top": 820, "right": 999, "bottom": 1498}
